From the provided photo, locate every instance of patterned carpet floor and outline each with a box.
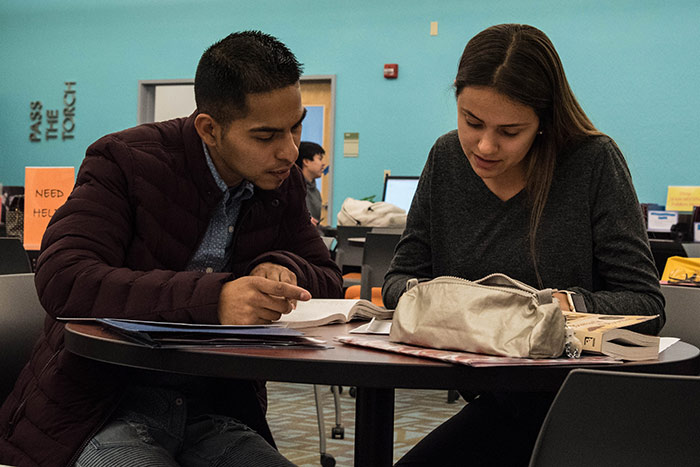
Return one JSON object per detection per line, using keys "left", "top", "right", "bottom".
{"left": 267, "top": 382, "right": 466, "bottom": 467}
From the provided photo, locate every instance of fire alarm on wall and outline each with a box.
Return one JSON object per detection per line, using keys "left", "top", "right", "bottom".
{"left": 383, "top": 63, "right": 398, "bottom": 79}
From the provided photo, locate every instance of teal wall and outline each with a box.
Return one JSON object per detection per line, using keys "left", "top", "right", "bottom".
{"left": 2, "top": 0, "right": 699, "bottom": 223}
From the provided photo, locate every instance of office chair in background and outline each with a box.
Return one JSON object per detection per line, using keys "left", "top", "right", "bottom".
{"left": 683, "top": 242, "right": 700, "bottom": 257}
{"left": 313, "top": 385, "right": 344, "bottom": 467}
{"left": 660, "top": 284, "right": 700, "bottom": 355}
{"left": 342, "top": 228, "right": 403, "bottom": 303}
{"left": 358, "top": 231, "right": 402, "bottom": 304}
{"left": 0, "top": 273, "right": 46, "bottom": 404}
{"left": 0, "top": 237, "right": 32, "bottom": 275}
{"left": 528, "top": 368, "right": 700, "bottom": 467}
{"left": 334, "top": 225, "right": 372, "bottom": 287}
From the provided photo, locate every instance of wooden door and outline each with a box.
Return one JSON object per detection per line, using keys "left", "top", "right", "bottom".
{"left": 300, "top": 76, "right": 335, "bottom": 226}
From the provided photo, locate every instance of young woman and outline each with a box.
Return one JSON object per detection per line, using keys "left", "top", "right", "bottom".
{"left": 383, "top": 24, "right": 664, "bottom": 466}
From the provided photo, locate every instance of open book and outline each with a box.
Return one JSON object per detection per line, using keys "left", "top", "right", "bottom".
{"left": 564, "top": 311, "right": 660, "bottom": 361}
{"left": 276, "top": 299, "right": 393, "bottom": 329}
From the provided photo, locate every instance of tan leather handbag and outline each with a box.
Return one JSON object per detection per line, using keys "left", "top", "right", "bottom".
{"left": 389, "top": 273, "right": 567, "bottom": 358}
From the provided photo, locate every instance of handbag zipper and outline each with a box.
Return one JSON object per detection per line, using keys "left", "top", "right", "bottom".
{"left": 421, "top": 275, "right": 539, "bottom": 299}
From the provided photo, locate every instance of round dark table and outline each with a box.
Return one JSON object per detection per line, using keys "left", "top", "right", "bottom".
{"left": 65, "top": 322, "right": 700, "bottom": 467}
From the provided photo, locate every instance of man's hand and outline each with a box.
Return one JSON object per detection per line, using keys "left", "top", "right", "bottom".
{"left": 218, "top": 264, "right": 311, "bottom": 325}
{"left": 250, "top": 262, "right": 303, "bottom": 309}
{"left": 250, "top": 262, "right": 298, "bottom": 285}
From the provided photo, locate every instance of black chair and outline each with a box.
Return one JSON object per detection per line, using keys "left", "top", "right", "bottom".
{"left": 313, "top": 385, "right": 343, "bottom": 467}
{"left": 529, "top": 368, "right": 700, "bottom": 467}
{"left": 359, "top": 231, "right": 401, "bottom": 301}
{"left": 683, "top": 242, "right": 700, "bottom": 257}
{"left": 334, "top": 226, "right": 372, "bottom": 287}
{"left": 660, "top": 284, "right": 700, "bottom": 355}
{"left": 0, "top": 273, "right": 46, "bottom": 404}
{"left": 0, "top": 237, "right": 32, "bottom": 274}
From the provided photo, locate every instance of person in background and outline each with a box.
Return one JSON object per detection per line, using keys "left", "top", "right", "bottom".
{"left": 384, "top": 23, "right": 664, "bottom": 466}
{"left": 295, "top": 141, "right": 326, "bottom": 226}
{"left": 0, "top": 31, "right": 342, "bottom": 467}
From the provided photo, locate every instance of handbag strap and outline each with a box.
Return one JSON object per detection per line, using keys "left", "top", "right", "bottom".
{"left": 408, "top": 274, "right": 555, "bottom": 305}
{"left": 477, "top": 273, "right": 555, "bottom": 305}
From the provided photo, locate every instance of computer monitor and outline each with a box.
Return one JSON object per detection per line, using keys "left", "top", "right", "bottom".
{"left": 382, "top": 175, "right": 419, "bottom": 213}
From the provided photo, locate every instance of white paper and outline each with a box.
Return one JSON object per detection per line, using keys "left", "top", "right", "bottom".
{"left": 659, "top": 337, "right": 680, "bottom": 353}
{"left": 349, "top": 318, "right": 392, "bottom": 335}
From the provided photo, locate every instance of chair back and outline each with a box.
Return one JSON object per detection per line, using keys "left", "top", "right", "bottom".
{"left": 0, "top": 273, "right": 46, "bottom": 403}
{"left": 334, "top": 225, "right": 372, "bottom": 274}
{"left": 320, "top": 236, "right": 334, "bottom": 250}
{"left": 660, "top": 284, "right": 700, "bottom": 351}
{"left": 529, "top": 368, "right": 700, "bottom": 467}
{"left": 359, "top": 232, "right": 401, "bottom": 301}
{"left": 683, "top": 242, "right": 700, "bottom": 257}
{"left": 0, "top": 237, "right": 32, "bottom": 274}
{"left": 370, "top": 227, "right": 404, "bottom": 235}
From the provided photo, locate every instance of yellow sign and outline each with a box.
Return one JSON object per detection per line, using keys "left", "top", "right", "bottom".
{"left": 23, "top": 167, "right": 75, "bottom": 250}
{"left": 666, "top": 186, "right": 700, "bottom": 212}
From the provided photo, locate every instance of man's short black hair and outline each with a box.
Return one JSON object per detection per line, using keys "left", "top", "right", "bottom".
{"left": 194, "top": 30, "right": 303, "bottom": 125}
{"left": 295, "top": 141, "right": 325, "bottom": 168}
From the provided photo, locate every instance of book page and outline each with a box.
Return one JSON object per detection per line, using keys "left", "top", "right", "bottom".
{"left": 276, "top": 299, "right": 362, "bottom": 328}
{"left": 349, "top": 318, "right": 392, "bottom": 335}
{"left": 564, "top": 312, "right": 660, "bottom": 358}
{"left": 601, "top": 337, "right": 659, "bottom": 361}
{"left": 564, "top": 311, "right": 657, "bottom": 333}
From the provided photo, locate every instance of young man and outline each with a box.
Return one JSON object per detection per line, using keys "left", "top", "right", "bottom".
{"left": 0, "top": 31, "right": 342, "bottom": 467}
{"left": 295, "top": 141, "right": 326, "bottom": 226}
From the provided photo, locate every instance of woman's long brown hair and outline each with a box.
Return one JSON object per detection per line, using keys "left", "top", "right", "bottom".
{"left": 454, "top": 23, "right": 601, "bottom": 287}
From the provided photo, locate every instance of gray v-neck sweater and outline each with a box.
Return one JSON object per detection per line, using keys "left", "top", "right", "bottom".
{"left": 383, "top": 130, "right": 664, "bottom": 334}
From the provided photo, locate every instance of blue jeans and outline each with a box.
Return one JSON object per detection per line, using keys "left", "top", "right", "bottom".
{"left": 74, "top": 386, "right": 295, "bottom": 467}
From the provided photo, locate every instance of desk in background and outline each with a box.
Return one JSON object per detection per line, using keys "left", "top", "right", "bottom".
{"left": 648, "top": 239, "right": 700, "bottom": 275}
{"left": 64, "top": 322, "right": 700, "bottom": 467}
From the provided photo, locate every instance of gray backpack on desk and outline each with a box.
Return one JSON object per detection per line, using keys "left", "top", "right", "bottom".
{"left": 337, "top": 198, "right": 407, "bottom": 227}
{"left": 389, "top": 273, "right": 566, "bottom": 359}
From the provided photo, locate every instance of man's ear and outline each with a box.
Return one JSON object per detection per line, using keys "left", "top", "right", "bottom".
{"left": 194, "top": 113, "right": 219, "bottom": 147}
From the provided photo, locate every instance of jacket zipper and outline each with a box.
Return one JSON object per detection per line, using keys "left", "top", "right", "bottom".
{"left": 5, "top": 346, "right": 61, "bottom": 439}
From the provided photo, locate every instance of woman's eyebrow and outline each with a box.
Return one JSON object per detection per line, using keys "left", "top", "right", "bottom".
{"left": 462, "top": 108, "right": 483, "bottom": 122}
{"left": 463, "top": 108, "right": 531, "bottom": 128}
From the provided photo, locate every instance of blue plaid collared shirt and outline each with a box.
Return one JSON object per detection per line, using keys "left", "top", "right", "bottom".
{"left": 187, "top": 143, "right": 254, "bottom": 273}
